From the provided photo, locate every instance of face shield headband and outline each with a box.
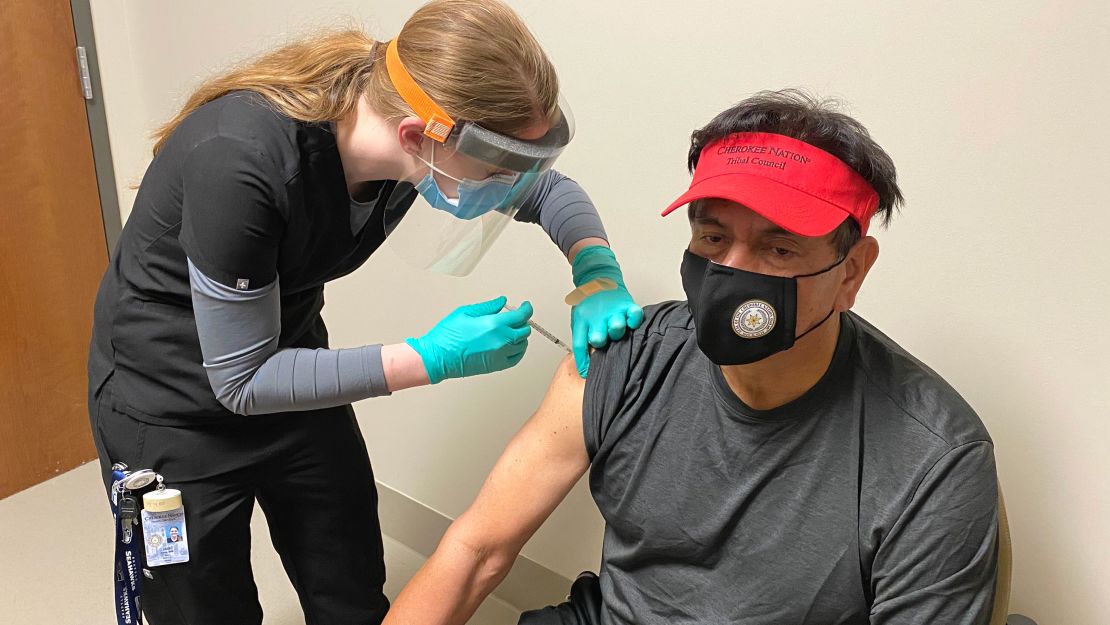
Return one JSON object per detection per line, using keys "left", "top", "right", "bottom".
{"left": 384, "top": 38, "right": 573, "bottom": 174}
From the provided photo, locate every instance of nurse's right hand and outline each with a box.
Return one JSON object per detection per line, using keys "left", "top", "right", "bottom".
{"left": 405, "top": 296, "right": 533, "bottom": 384}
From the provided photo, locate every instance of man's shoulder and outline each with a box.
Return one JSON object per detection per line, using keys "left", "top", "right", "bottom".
{"left": 586, "top": 299, "right": 689, "bottom": 375}
{"left": 583, "top": 301, "right": 697, "bottom": 458}
{"left": 637, "top": 301, "right": 695, "bottom": 337}
{"left": 615, "top": 300, "right": 695, "bottom": 369}
{"left": 847, "top": 313, "right": 992, "bottom": 449}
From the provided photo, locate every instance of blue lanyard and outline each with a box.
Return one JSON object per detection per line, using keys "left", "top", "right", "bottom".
{"left": 110, "top": 468, "right": 143, "bottom": 625}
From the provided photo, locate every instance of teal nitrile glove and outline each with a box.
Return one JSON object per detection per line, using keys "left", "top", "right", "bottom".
{"left": 406, "top": 296, "right": 533, "bottom": 384}
{"left": 570, "top": 246, "right": 644, "bottom": 378}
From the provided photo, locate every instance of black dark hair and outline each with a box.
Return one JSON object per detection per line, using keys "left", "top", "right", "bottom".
{"left": 687, "top": 89, "right": 903, "bottom": 255}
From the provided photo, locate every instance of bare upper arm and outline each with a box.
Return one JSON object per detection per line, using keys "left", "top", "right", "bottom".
{"left": 446, "top": 355, "right": 590, "bottom": 559}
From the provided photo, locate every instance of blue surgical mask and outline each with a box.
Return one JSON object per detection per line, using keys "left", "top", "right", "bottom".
{"left": 415, "top": 151, "right": 519, "bottom": 220}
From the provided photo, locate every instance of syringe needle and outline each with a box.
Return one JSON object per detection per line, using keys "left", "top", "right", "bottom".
{"left": 504, "top": 303, "right": 572, "bottom": 353}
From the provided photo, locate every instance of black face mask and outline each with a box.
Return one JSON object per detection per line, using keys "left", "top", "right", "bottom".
{"left": 680, "top": 250, "right": 845, "bottom": 365}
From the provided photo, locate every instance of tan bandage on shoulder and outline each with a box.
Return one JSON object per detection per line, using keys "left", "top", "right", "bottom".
{"left": 565, "top": 278, "right": 618, "bottom": 306}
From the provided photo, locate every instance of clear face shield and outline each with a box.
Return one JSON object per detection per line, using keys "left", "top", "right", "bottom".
{"left": 380, "top": 37, "right": 575, "bottom": 276}
{"left": 385, "top": 103, "right": 575, "bottom": 276}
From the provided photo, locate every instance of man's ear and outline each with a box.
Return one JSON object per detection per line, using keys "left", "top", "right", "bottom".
{"left": 397, "top": 116, "right": 428, "bottom": 156}
{"left": 835, "top": 236, "right": 879, "bottom": 311}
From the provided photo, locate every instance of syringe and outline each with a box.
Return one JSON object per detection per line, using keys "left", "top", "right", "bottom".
{"left": 504, "top": 303, "right": 572, "bottom": 353}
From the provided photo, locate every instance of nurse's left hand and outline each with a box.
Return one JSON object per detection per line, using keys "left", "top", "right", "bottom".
{"left": 569, "top": 246, "right": 644, "bottom": 378}
{"left": 572, "top": 287, "right": 643, "bottom": 378}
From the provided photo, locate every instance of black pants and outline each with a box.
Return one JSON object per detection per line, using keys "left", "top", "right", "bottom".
{"left": 89, "top": 377, "right": 389, "bottom": 625}
{"left": 518, "top": 572, "right": 603, "bottom": 625}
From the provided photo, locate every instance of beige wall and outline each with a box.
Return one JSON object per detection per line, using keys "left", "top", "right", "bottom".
{"left": 89, "top": 0, "right": 1109, "bottom": 621}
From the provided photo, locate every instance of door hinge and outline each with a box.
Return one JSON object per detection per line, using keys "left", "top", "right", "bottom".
{"left": 76, "top": 46, "right": 93, "bottom": 100}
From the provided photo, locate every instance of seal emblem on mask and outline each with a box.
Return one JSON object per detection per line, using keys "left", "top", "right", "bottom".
{"left": 732, "top": 300, "right": 776, "bottom": 339}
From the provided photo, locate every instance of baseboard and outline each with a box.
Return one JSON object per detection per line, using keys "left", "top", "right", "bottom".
{"left": 376, "top": 481, "right": 573, "bottom": 612}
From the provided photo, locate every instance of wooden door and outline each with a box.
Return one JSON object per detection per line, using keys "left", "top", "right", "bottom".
{"left": 0, "top": 0, "right": 110, "bottom": 498}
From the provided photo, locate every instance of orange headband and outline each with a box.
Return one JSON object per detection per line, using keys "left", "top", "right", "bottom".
{"left": 385, "top": 38, "right": 456, "bottom": 142}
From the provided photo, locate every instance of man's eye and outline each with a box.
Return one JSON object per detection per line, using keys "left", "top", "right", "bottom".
{"left": 701, "top": 235, "right": 725, "bottom": 245}
{"left": 771, "top": 247, "right": 795, "bottom": 257}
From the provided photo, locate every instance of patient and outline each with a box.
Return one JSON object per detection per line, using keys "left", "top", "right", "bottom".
{"left": 382, "top": 90, "right": 999, "bottom": 625}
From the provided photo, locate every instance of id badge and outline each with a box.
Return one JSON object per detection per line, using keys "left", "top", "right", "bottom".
{"left": 141, "top": 489, "right": 190, "bottom": 566}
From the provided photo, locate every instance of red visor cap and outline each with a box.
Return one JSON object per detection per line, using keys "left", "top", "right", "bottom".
{"left": 662, "top": 132, "right": 880, "bottom": 237}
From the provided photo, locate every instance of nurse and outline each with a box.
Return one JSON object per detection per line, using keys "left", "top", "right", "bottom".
{"left": 87, "top": 1, "right": 641, "bottom": 623}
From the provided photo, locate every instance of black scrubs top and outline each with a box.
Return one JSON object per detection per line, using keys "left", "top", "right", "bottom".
{"left": 89, "top": 91, "right": 415, "bottom": 425}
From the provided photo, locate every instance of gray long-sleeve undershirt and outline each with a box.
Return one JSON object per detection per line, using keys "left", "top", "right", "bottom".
{"left": 189, "top": 260, "right": 391, "bottom": 415}
{"left": 514, "top": 170, "right": 608, "bottom": 255}
{"left": 192, "top": 169, "right": 607, "bottom": 415}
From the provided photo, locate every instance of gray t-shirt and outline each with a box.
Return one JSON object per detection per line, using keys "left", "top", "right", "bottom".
{"left": 584, "top": 302, "right": 998, "bottom": 625}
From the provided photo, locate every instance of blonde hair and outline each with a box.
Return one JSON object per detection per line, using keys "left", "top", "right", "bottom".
{"left": 151, "top": 0, "right": 559, "bottom": 156}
